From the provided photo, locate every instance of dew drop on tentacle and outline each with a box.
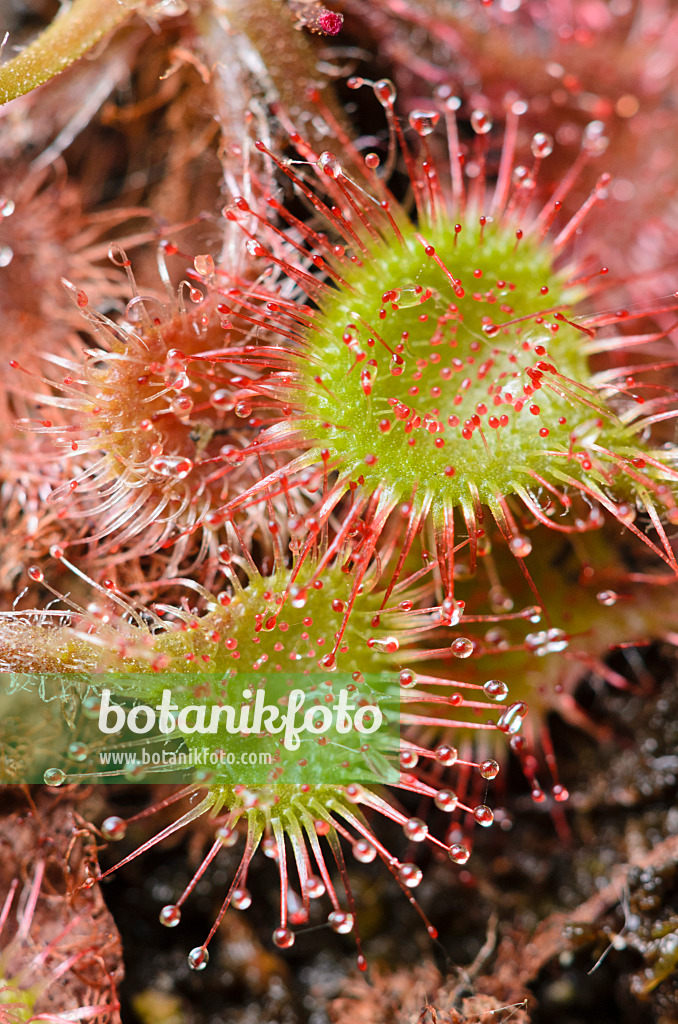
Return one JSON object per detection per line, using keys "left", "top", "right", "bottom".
{"left": 435, "top": 744, "right": 458, "bottom": 766}
{"left": 188, "top": 946, "right": 209, "bottom": 970}
{"left": 150, "top": 456, "right": 194, "bottom": 479}
{"left": 582, "top": 119, "right": 609, "bottom": 155}
{"left": 353, "top": 839, "right": 377, "bottom": 863}
{"left": 483, "top": 679, "right": 509, "bottom": 701}
{"left": 522, "top": 605, "right": 543, "bottom": 623}
{"left": 305, "top": 876, "right": 325, "bottom": 899}
{"left": 448, "top": 844, "right": 470, "bottom": 865}
{"left": 508, "top": 535, "right": 532, "bottom": 557}
{"left": 328, "top": 911, "right": 355, "bottom": 934}
{"left": 232, "top": 887, "right": 252, "bottom": 910}
{"left": 210, "top": 389, "right": 233, "bottom": 410}
{"left": 43, "top": 767, "right": 66, "bottom": 787}
{"left": 531, "top": 132, "right": 554, "bottom": 158}
{"left": 525, "top": 628, "right": 569, "bottom": 655}
{"left": 216, "top": 825, "right": 238, "bottom": 846}
{"left": 193, "top": 254, "right": 215, "bottom": 277}
{"left": 170, "top": 396, "right": 193, "bottom": 418}
{"left": 403, "top": 817, "right": 429, "bottom": 842}
{"left": 167, "top": 370, "right": 190, "bottom": 391}
{"left": 470, "top": 110, "right": 493, "bottom": 135}
{"left": 439, "top": 596, "right": 465, "bottom": 625}
{"left": 262, "top": 837, "right": 277, "bottom": 858}
{"left": 367, "top": 635, "right": 400, "bottom": 653}
{"left": 408, "top": 110, "right": 440, "bottom": 137}
{"left": 82, "top": 695, "right": 102, "bottom": 718}
{"left": 497, "top": 701, "right": 529, "bottom": 735}
{"left": 373, "top": 78, "right": 397, "bottom": 108}
{"left": 479, "top": 759, "right": 500, "bottom": 780}
{"left": 392, "top": 286, "right": 420, "bottom": 308}
{"left": 400, "top": 749, "right": 419, "bottom": 769}
{"left": 435, "top": 789, "right": 459, "bottom": 812}
{"left": 101, "top": 816, "right": 127, "bottom": 841}
{"left": 272, "top": 927, "right": 295, "bottom": 948}
{"left": 398, "top": 863, "right": 423, "bottom": 888}
{"left": 159, "top": 905, "right": 181, "bottom": 927}
{"left": 473, "top": 804, "right": 495, "bottom": 827}
{"left": 451, "top": 637, "right": 474, "bottom": 658}
{"left": 246, "top": 238, "right": 266, "bottom": 258}
{"left": 317, "top": 151, "right": 342, "bottom": 177}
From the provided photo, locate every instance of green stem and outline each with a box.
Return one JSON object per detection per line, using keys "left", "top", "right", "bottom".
{"left": 0, "top": 0, "right": 146, "bottom": 106}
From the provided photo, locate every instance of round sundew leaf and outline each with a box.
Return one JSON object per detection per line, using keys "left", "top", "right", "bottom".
{"left": 295, "top": 216, "right": 625, "bottom": 511}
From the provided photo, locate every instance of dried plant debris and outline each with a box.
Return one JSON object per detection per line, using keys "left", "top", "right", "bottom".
{"left": 0, "top": 789, "right": 123, "bottom": 1023}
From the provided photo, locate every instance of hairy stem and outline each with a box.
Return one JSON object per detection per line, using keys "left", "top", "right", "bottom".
{"left": 0, "top": 0, "right": 146, "bottom": 105}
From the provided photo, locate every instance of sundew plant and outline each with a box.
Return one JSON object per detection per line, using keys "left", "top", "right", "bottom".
{"left": 1, "top": 0, "right": 678, "bottom": 1017}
